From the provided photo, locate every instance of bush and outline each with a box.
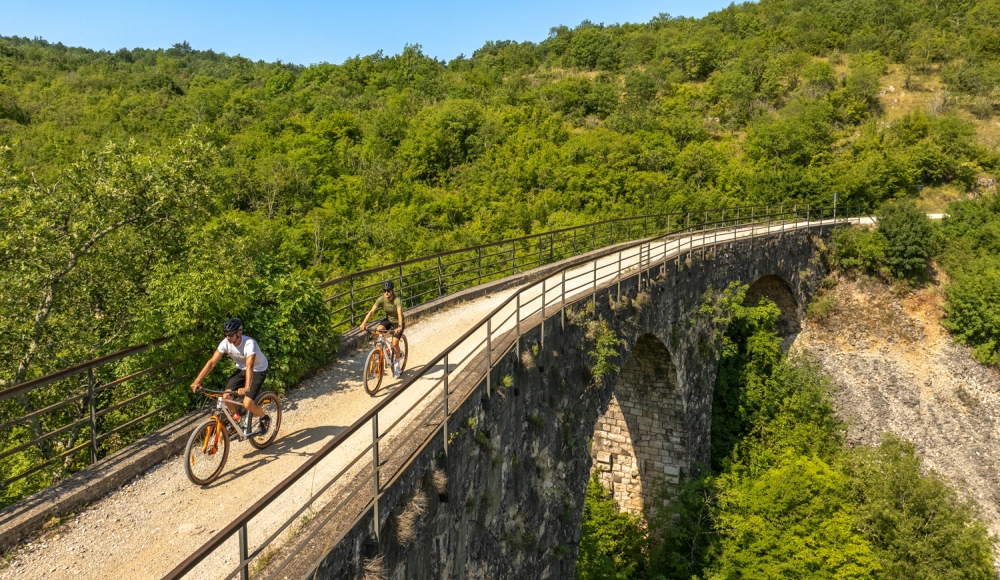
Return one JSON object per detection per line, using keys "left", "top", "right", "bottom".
{"left": 831, "top": 226, "right": 888, "bottom": 275}
{"left": 577, "top": 471, "right": 648, "bottom": 580}
{"left": 942, "top": 266, "right": 1000, "bottom": 365}
{"left": 135, "top": 220, "right": 337, "bottom": 394}
{"left": 708, "top": 454, "right": 879, "bottom": 580}
{"left": 876, "top": 201, "right": 934, "bottom": 280}
{"left": 838, "top": 435, "right": 995, "bottom": 579}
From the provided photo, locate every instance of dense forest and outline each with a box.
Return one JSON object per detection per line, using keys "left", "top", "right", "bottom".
{"left": 2, "top": 0, "right": 1000, "bottom": 549}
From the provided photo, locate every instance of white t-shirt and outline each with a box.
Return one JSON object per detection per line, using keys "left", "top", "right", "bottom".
{"left": 217, "top": 336, "right": 269, "bottom": 372}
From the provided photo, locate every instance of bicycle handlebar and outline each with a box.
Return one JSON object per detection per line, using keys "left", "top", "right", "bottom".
{"left": 364, "top": 323, "right": 402, "bottom": 334}
{"left": 196, "top": 387, "right": 242, "bottom": 396}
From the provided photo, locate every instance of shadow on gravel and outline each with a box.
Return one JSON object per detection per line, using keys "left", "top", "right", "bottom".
{"left": 203, "top": 425, "right": 347, "bottom": 487}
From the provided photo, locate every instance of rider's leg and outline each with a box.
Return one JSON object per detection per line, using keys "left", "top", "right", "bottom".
{"left": 391, "top": 333, "right": 401, "bottom": 359}
{"left": 243, "top": 396, "right": 264, "bottom": 417}
{"left": 223, "top": 370, "right": 244, "bottom": 416}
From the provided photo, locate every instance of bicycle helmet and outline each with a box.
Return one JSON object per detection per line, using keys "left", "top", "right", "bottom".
{"left": 382, "top": 280, "right": 394, "bottom": 292}
{"left": 223, "top": 318, "right": 243, "bottom": 333}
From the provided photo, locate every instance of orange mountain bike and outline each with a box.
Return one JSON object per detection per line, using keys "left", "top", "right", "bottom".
{"left": 363, "top": 323, "right": 408, "bottom": 395}
{"left": 184, "top": 387, "right": 282, "bottom": 485}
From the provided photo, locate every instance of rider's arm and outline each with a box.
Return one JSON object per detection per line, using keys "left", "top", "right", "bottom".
{"left": 241, "top": 353, "right": 256, "bottom": 395}
{"left": 191, "top": 350, "right": 224, "bottom": 391}
{"left": 359, "top": 302, "right": 379, "bottom": 330}
{"left": 396, "top": 304, "right": 404, "bottom": 334}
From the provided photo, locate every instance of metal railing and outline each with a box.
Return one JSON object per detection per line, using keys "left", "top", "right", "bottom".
{"left": 162, "top": 205, "right": 860, "bottom": 580}
{"left": 0, "top": 337, "right": 199, "bottom": 492}
{"left": 0, "top": 202, "right": 853, "bottom": 502}
{"left": 317, "top": 203, "right": 839, "bottom": 333}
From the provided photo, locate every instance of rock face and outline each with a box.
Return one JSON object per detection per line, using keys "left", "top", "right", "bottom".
{"left": 308, "top": 227, "right": 832, "bottom": 580}
{"left": 794, "top": 275, "right": 1000, "bottom": 562}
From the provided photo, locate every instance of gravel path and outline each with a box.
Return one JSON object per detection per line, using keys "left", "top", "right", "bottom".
{"left": 1, "top": 220, "right": 829, "bottom": 580}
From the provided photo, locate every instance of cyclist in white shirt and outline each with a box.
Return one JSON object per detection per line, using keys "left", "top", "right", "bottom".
{"left": 190, "top": 318, "right": 271, "bottom": 434}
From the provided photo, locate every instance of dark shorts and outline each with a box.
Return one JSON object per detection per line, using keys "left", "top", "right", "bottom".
{"left": 377, "top": 318, "right": 403, "bottom": 334}
{"left": 225, "top": 369, "right": 267, "bottom": 403}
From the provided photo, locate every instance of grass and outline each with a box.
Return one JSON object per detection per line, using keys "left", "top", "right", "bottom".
{"left": 915, "top": 183, "right": 966, "bottom": 214}
{"left": 396, "top": 490, "right": 428, "bottom": 545}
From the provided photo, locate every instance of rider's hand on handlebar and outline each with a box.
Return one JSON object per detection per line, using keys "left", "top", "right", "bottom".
{"left": 190, "top": 382, "right": 200, "bottom": 393}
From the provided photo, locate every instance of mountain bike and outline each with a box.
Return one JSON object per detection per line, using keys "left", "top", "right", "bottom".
{"left": 184, "top": 387, "right": 282, "bottom": 485}
{"left": 363, "top": 323, "right": 408, "bottom": 395}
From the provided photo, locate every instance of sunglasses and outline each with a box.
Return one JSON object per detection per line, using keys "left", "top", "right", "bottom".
{"left": 225, "top": 332, "right": 238, "bottom": 338}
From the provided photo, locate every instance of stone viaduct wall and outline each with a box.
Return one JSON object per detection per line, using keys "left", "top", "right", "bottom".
{"left": 308, "top": 226, "right": 833, "bottom": 580}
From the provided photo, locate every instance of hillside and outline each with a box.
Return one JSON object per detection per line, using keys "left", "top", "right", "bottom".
{"left": 4, "top": 0, "right": 1000, "bottom": 521}
{"left": 796, "top": 273, "right": 1000, "bottom": 555}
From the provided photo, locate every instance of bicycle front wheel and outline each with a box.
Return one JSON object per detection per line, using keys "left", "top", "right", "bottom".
{"left": 184, "top": 417, "right": 229, "bottom": 485}
{"left": 364, "top": 347, "right": 384, "bottom": 395}
{"left": 249, "top": 392, "right": 282, "bottom": 449}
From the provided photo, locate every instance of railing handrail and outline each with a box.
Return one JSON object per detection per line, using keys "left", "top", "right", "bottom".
{"left": 162, "top": 205, "right": 861, "bottom": 580}
{"left": 0, "top": 203, "right": 850, "bottom": 494}
{"left": 316, "top": 202, "right": 807, "bottom": 288}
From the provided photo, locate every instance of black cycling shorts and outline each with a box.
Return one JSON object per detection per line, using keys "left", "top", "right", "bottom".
{"left": 377, "top": 318, "right": 403, "bottom": 334}
{"left": 225, "top": 369, "right": 267, "bottom": 402}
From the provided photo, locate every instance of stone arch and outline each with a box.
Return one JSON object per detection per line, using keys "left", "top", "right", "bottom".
{"left": 745, "top": 274, "right": 801, "bottom": 339}
{"left": 590, "top": 334, "right": 687, "bottom": 515}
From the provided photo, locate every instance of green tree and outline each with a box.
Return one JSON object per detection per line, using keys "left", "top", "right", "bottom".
{"left": 839, "top": 435, "right": 995, "bottom": 580}
{"left": 0, "top": 136, "right": 213, "bottom": 486}
{"left": 876, "top": 200, "right": 934, "bottom": 280}
{"left": 577, "top": 471, "right": 648, "bottom": 580}
{"left": 708, "top": 454, "right": 880, "bottom": 580}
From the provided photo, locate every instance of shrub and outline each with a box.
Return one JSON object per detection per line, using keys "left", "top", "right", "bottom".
{"left": 942, "top": 266, "right": 1000, "bottom": 365}
{"left": 838, "top": 435, "right": 995, "bottom": 579}
{"left": 806, "top": 288, "right": 838, "bottom": 322}
{"left": 576, "top": 471, "right": 648, "bottom": 580}
{"left": 876, "top": 201, "right": 934, "bottom": 280}
{"left": 831, "top": 225, "right": 888, "bottom": 275}
{"left": 708, "top": 454, "right": 879, "bottom": 580}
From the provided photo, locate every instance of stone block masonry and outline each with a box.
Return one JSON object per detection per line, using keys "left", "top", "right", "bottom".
{"left": 592, "top": 335, "right": 687, "bottom": 515}
{"left": 305, "top": 226, "right": 833, "bottom": 579}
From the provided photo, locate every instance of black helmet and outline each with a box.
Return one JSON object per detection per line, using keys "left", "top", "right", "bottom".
{"left": 382, "top": 280, "right": 394, "bottom": 292}
{"left": 223, "top": 318, "right": 243, "bottom": 333}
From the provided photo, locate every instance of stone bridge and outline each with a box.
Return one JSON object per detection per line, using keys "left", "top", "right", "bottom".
{"left": 304, "top": 224, "right": 833, "bottom": 579}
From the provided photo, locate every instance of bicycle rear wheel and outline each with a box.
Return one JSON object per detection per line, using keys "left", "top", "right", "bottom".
{"left": 249, "top": 392, "right": 282, "bottom": 449}
{"left": 398, "top": 334, "right": 408, "bottom": 373}
{"left": 184, "top": 417, "right": 229, "bottom": 485}
{"left": 364, "top": 347, "right": 384, "bottom": 395}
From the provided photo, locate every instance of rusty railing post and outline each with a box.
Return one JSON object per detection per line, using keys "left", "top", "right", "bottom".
{"left": 478, "top": 247, "right": 483, "bottom": 286}
{"left": 486, "top": 319, "right": 492, "bottom": 398}
{"left": 238, "top": 524, "right": 249, "bottom": 580}
{"left": 349, "top": 278, "right": 356, "bottom": 327}
{"left": 398, "top": 265, "right": 404, "bottom": 306}
{"left": 443, "top": 353, "right": 449, "bottom": 456}
{"left": 541, "top": 278, "right": 546, "bottom": 352}
{"left": 87, "top": 369, "right": 97, "bottom": 463}
{"left": 561, "top": 269, "right": 566, "bottom": 332}
{"left": 617, "top": 250, "right": 622, "bottom": 298}
{"left": 372, "top": 413, "right": 380, "bottom": 540}
{"left": 437, "top": 256, "right": 443, "bottom": 298}
{"left": 516, "top": 293, "right": 521, "bottom": 356}
{"left": 511, "top": 241, "right": 516, "bottom": 276}
{"left": 592, "top": 258, "right": 597, "bottom": 312}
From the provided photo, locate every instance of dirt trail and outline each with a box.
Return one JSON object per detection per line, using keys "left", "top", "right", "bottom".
{"left": 0, "top": 220, "right": 825, "bottom": 580}
{"left": 793, "top": 273, "right": 1000, "bottom": 559}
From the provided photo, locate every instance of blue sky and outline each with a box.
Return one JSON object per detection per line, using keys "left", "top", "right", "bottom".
{"left": 1, "top": 0, "right": 735, "bottom": 66}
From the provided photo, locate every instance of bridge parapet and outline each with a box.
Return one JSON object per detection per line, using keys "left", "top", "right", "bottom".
{"left": 162, "top": 210, "right": 848, "bottom": 580}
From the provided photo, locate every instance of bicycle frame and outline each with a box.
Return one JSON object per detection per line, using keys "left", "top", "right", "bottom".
{"left": 205, "top": 392, "right": 253, "bottom": 441}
